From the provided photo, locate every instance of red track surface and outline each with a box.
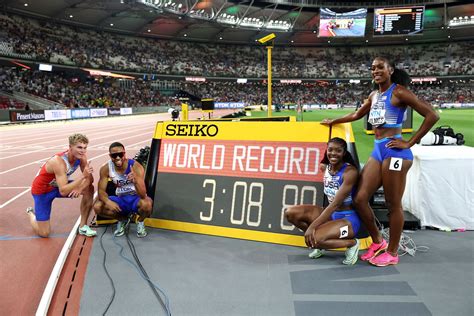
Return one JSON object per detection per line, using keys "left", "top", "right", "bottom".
{"left": 0, "top": 111, "right": 234, "bottom": 315}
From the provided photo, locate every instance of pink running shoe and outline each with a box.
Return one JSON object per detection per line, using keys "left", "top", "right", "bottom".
{"left": 369, "top": 251, "right": 399, "bottom": 267}
{"left": 360, "top": 239, "right": 388, "bottom": 261}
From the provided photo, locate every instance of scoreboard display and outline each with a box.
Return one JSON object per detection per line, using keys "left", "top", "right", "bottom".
{"left": 145, "top": 120, "right": 368, "bottom": 248}
{"left": 374, "top": 6, "right": 424, "bottom": 36}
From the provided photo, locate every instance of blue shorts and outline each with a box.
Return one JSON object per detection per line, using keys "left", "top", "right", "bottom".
{"left": 331, "top": 210, "right": 361, "bottom": 236}
{"left": 32, "top": 188, "right": 66, "bottom": 221}
{"left": 109, "top": 195, "right": 140, "bottom": 216}
{"left": 371, "top": 135, "right": 413, "bottom": 162}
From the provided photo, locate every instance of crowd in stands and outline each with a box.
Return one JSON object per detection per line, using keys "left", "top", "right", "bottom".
{"left": 181, "top": 81, "right": 371, "bottom": 105}
{"left": 1, "top": 66, "right": 471, "bottom": 109}
{"left": 0, "top": 67, "right": 168, "bottom": 108}
{"left": 1, "top": 13, "right": 473, "bottom": 80}
{"left": 0, "top": 13, "right": 472, "bottom": 109}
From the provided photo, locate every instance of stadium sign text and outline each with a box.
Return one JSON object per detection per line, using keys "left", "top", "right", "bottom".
{"left": 10, "top": 110, "right": 46, "bottom": 122}
{"left": 165, "top": 124, "right": 219, "bottom": 137}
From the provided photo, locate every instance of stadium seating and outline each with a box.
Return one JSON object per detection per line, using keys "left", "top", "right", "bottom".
{"left": 0, "top": 13, "right": 472, "bottom": 109}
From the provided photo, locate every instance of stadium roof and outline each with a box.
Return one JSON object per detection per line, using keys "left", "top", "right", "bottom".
{"left": 4, "top": 0, "right": 473, "bottom": 46}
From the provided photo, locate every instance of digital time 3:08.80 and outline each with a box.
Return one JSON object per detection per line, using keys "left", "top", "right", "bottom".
{"left": 153, "top": 173, "right": 325, "bottom": 235}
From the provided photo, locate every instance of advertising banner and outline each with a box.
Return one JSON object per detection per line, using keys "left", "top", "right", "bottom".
{"left": 215, "top": 102, "right": 245, "bottom": 109}
{"left": 10, "top": 110, "right": 45, "bottom": 122}
{"left": 45, "top": 110, "right": 70, "bottom": 121}
{"left": 71, "top": 108, "right": 90, "bottom": 119}
{"left": 90, "top": 108, "right": 108, "bottom": 117}
{"left": 120, "top": 108, "right": 132, "bottom": 115}
{"left": 108, "top": 108, "right": 121, "bottom": 116}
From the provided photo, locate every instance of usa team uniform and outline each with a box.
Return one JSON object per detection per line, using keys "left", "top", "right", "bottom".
{"left": 323, "top": 163, "right": 361, "bottom": 235}
{"left": 108, "top": 159, "right": 141, "bottom": 216}
{"left": 368, "top": 83, "right": 414, "bottom": 162}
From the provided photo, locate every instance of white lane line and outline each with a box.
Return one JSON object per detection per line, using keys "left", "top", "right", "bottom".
{"left": 0, "top": 115, "right": 162, "bottom": 141}
{"left": 0, "top": 138, "right": 151, "bottom": 208}
{"left": 0, "top": 132, "right": 152, "bottom": 174}
{"left": 87, "top": 139, "right": 151, "bottom": 162}
{"left": 1, "top": 122, "right": 150, "bottom": 145}
{"left": 0, "top": 187, "right": 30, "bottom": 189}
{"left": 0, "top": 127, "right": 152, "bottom": 160}
{"left": 36, "top": 216, "right": 81, "bottom": 316}
{"left": 0, "top": 188, "right": 31, "bottom": 208}
{"left": 0, "top": 114, "right": 160, "bottom": 135}
{"left": 0, "top": 158, "right": 48, "bottom": 175}
{"left": 36, "top": 191, "right": 100, "bottom": 316}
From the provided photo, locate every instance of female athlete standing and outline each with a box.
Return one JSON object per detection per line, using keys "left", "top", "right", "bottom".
{"left": 322, "top": 56, "right": 439, "bottom": 266}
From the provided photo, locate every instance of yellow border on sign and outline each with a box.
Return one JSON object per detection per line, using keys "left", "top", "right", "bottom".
{"left": 364, "top": 128, "right": 413, "bottom": 135}
{"left": 146, "top": 218, "right": 306, "bottom": 247}
{"left": 153, "top": 121, "right": 330, "bottom": 142}
{"left": 144, "top": 218, "right": 371, "bottom": 249}
{"left": 330, "top": 123, "right": 355, "bottom": 143}
{"left": 95, "top": 219, "right": 117, "bottom": 225}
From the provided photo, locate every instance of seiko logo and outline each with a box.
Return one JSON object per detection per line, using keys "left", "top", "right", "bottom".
{"left": 165, "top": 124, "right": 219, "bottom": 137}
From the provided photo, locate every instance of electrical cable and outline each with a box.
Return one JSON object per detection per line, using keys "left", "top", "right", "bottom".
{"left": 125, "top": 223, "right": 171, "bottom": 315}
{"left": 376, "top": 217, "right": 430, "bottom": 257}
{"left": 99, "top": 225, "right": 116, "bottom": 316}
{"left": 111, "top": 221, "right": 172, "bottom": 316}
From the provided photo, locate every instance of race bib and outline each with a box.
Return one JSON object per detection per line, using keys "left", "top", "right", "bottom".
{"left": 389, "top": 157, "right": 403, "bottom": 171}
{"left": 368, "top": 108, "right": 386, "bottom": 126}
{"left": 116, "top": 184, "right": 135, "bottom": 196}
{"left": 339, "top": 225, "right": 349, "bottom": 238}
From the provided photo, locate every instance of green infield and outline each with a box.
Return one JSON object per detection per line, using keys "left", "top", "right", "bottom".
{"left": 249, "top": 108, "right": 473, "bottom": 163}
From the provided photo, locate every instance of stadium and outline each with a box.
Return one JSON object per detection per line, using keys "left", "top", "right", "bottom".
{"left": 0, "top": 0, "right": 473, "bottom": 315}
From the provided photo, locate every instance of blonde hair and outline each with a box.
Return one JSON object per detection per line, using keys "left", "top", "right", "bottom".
{"left": 69, "top": 133, "right": 89, "bottom": 145}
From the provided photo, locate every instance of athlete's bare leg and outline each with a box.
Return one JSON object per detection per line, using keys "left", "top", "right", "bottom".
{"left": 27, "top": 212, "right": 50, "bottom": 237}
{"left": 354, "top": 157, "right": 384, "bottom": 243}
{"left": 137, "top": 197, "right": 152, "bottom": 221}
{"left": 285, "top": 205, "right": 323, "bottom": 232}
{"left": 312, "top": 219, "right": 356, "bottom": 249}
{"left": 79, "top": 184, "right": 94, "bottom": 227}
{"left": 381, "top": 158, "right": 412, "bottom": 254}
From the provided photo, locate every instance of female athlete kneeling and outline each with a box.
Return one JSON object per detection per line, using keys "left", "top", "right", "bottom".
{"left": 285, "top": 137, "right": 361, "bottom": 265}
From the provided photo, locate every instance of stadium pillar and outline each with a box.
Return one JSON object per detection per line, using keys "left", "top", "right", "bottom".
{"left": 267, "top": 45, "right": 273, "bottom": 117}
{"left": 181, "top": 103, "right": 188, "bottom": 121}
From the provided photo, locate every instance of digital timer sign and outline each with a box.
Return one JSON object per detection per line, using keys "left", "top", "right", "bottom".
{"left": 145, "top": 121, "right": 365, "bottom": 247}
{"left": 374, "top": 6, "right": 425, "bottom": 36}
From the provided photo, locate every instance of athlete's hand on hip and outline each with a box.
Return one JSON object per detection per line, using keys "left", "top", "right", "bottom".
{"left": 320, "top": 118, "right": 333, "bottom": 126}
{"left": 386, "top": 138, "right": 410, "bottom": 149}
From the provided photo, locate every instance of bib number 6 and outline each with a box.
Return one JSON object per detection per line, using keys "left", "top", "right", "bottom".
{"left": 389, "top": 157, "right": 403, "bottom": 171}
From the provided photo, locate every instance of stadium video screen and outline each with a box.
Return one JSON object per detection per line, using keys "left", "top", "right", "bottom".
{"left": 318, "top": 8, "right": 367, "bottom": 37}
{"left": 374, "top": 6, "right": 425, "bottom": 36}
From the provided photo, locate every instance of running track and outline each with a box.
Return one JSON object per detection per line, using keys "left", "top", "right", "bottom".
{"left": 0, "top": 111, "right": 233, "bottom": 315}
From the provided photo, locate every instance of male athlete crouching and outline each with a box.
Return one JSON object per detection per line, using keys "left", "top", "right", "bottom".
{"left": 93, "top": 142, "right": 152, "bottom": 237}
